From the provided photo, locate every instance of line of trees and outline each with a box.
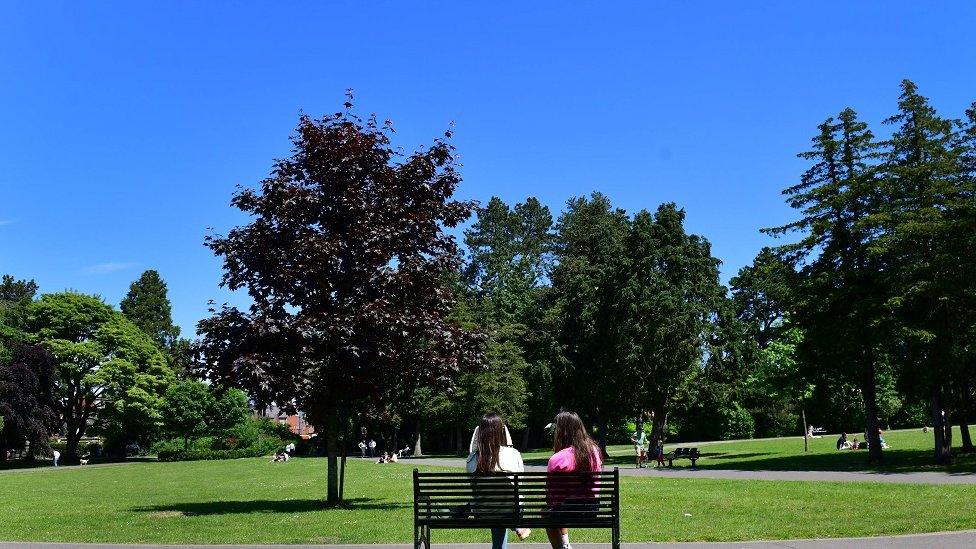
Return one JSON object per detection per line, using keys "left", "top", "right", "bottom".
{"left": 2, "top": 80, "right": 973, "bottom": 501}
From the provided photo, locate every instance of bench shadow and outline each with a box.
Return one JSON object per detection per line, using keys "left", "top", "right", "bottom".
{"left": 133, "top": 497, "right": 406, "bottom": 516}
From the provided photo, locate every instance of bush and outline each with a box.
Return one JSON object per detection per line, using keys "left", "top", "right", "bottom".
{"left": 157, "top": 437, "right": 278, "bottom": 462}
{"left": 719, "top": 403, "right": 756, "bottom": 440}
{"left": 152, "top": 417, "right": 292, "bottom": 462}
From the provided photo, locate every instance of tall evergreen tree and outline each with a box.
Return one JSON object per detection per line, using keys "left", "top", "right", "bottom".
{"left": 120, "top": 270, "right": 181, "bottom": 349}
{"left": 462, "top": 196, "right": 554, "bottom": 446}
{"left": 550, "top": 193, "right": 630, "bottom": 449}
{"left": 0, "top": 275, "right": 39, "bottom": 361}
{"left": 878, "top": 80, "right": 974, "bottom": 463}
{"left": 765, "top": 107, "right": 889, "bottom": 463}
{"left": 618, "top": 204, "right": 722, "bottom": 446}
{"left": 729, "top": 248, "right": 795, "bottom": 349}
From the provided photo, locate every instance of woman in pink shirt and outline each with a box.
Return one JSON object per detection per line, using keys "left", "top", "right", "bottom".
{"left": 545, "top": 411, "right": 603, "bottom": 549}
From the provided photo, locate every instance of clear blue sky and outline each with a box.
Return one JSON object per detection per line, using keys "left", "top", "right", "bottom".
{"left": 2, "top": 2, "right": 975, "bottom": 335}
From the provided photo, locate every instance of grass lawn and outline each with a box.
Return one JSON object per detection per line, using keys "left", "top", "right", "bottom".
{"left": 3, "top": 456, "right": 976, "bottom": 544}
{"left": 517, "top": 427, "right": 976, "bottom": 473}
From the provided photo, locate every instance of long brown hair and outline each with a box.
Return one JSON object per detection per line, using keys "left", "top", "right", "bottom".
{"left": 475, "top": 412, "right": 507, "bottom": 473}
{"left": 552, "top": 411, "right": 598, "bottom": 471}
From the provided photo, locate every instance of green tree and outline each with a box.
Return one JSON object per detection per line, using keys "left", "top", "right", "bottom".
{"left": 0, "top": 275, "right": 39, "bottom": 361}
{"left": 462, "top": 196, "right": 554, "bottom": 446}
{"left": 120, "top": 270, "right": 181, "bottom": 349}
{"left": 27, "top": 292, "right": 174, "bottom": 460}
{"left": 765, "top": 107, "right": 889, "bottom": 463}
{"left": 550, "top": 192, "right": 630, "bottom": 449}
{"left": 210, "top": 388, "right": 251, "bottom": 436}
{"left": 161, "top": 380, "right": 215, "bottom": 449}
{"left": 878, "top": 80, "right": 975, "bottom": 463}
{"left": 618, "top": 204, "right": 722, "bottom": 446}
{"left": 729, "top": 248, "right": 795, "bottom": 348}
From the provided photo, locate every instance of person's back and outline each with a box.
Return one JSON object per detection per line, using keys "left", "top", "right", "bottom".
{"left": 466, "top": 413, "right": 530, "bottom": 548}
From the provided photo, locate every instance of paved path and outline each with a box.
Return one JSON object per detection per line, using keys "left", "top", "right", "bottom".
{"left": 399, "top": 457, "right": 976, "bottom": 485}
{"left": 4, "top": 531, "right": 976, "bottom": 548}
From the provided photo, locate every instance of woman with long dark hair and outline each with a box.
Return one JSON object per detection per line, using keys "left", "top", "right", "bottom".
{"left": 545, "top": 411, "right": 604, "bottom": 549}
{"left": 466, "top": 412, "right": 531, "bottom": 548}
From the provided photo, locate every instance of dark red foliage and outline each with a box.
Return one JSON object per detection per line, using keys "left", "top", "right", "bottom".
{"left": 0, "top": 344, "right": 59, "bottom": 456}
{"left": 196, "top": 106, "right": 484, "bottom": 427}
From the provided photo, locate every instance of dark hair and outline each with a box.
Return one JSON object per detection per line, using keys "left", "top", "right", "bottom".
{"left": 475, "top": 412, "right": 507, "bottom": 473}
{"left": 552, "top": 411, "right": 599, "bottom": 472}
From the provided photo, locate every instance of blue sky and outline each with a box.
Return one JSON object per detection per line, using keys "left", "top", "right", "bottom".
{"left": 2, "top": 2, "right": 975, "bottom": 335}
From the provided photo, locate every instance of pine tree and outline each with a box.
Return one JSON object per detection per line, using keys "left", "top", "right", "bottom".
{"left": 618, "top": 204, "right": 722, "bottom": 446}
{"left": 550, "top": 193, "right": 630, "bottom": 450}
{"left": 879, "top": 80, "right": 974, "bottom": 463}
{"left": 120, "top": 270, "right": 180, "bottom": 349}
{"left": 765, "top": 107, "right": 889, "bottom": 463}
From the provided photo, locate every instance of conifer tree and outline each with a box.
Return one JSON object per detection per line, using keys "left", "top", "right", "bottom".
{"left": 765, "top": 107, "right": 889, "bottom": 463}
{"left": 879, "top": 80, "right": 974, "bottom": 463}
{"left": 120, "top": 270, "right": 180, "bottom": 349}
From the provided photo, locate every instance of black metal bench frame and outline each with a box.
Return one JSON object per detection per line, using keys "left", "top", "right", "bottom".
{"left": 413, "top": 468, "right": 620, "bottom": 549}
{"left": 666, "top": 447, "right": 700, "bottom": 467}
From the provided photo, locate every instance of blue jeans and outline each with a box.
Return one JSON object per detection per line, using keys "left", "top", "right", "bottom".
{"left": 491, "top": 527, "right": 508, "bottom": 549}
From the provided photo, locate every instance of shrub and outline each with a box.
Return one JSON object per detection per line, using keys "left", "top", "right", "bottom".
{"left": 719, "top": 403, "right": 756, "bottom": 440}
{"left": 157, "top": 437, "right": 278, "bottom": 462}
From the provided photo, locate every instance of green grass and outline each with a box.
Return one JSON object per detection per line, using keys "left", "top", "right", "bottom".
{"left": 3, "top": 456, "right": 976, "bottom": 543}
{"left": 518, "top": 427, "right": 976, "bottom": 473}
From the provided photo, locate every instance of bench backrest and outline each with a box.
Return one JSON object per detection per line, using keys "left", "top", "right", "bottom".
{"left": 414, "top": 469, "right": 619, "bottom": 527}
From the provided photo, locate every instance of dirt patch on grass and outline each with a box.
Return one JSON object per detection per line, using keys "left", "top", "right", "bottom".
{"left": 148, "top": 510, "right": 195, "bottom": 518}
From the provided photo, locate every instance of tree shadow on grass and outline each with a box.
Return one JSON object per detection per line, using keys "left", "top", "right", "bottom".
{"left": 133, "top": 497, "right": 406, "bottom": 516}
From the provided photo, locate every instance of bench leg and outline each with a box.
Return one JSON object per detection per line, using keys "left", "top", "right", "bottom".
{"left": 668, "top": 458, "right": 673, "bottom": 467}
{"left": 691, "top": 458, "right": 697, "bottom": 468}
{"left": 414, "top": 524, "right": 430, "bottom": 549}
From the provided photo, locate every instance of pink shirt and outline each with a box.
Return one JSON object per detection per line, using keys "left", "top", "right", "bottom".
{"left": 546, "top": 446, "right": 604, "bottom": 506}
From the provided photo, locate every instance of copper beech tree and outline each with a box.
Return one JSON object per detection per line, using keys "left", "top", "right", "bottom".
{"left": 197, "top": 103, "right": 483, "bottom": 504}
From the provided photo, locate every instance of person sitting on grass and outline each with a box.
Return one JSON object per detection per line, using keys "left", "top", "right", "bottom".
{"left": 836, "top": 432, "right": 848, "bottom": 450}
{"left": 850, "top": 436, "right": 859, "bottom": 450}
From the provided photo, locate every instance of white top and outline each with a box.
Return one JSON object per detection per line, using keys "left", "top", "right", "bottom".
{"left": 465, "top": 426, "right": 524, "bottom": 473}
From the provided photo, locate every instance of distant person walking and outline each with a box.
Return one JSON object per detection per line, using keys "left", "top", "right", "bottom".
{"left": 368, "top": 438, "right": 377, "bottom": 458}
{"left": 631, "top": 428, "right": 648, "bottom": 468}
{"left": 52, "top": 450, "right": 60, "bottom": 467}
{"left": 358, "top": 440, "right": 367, "bottom": 458}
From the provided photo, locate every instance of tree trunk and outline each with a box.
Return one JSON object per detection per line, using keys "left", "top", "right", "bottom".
{"left": 650, "top": 403, "right": 669, "bottom": 448}
{"left": 860, "top": 367, "right": 884, "bottom": 465}
{"left": 932, "top": 385, "right": 952, "bottom": 464}
{"left": 414, "top": 419, "right": 423, "bottom": 457}
{"left": 802, "top": 409, "right": 808, "bottom": 453}
{"left": 597, "top": 418, "right": 609, "bottom": 458}
{"left": 955, "top": 389, "right": 973, "bottom": 453}
{"left": 456, "top": 424, "right": 465, "bottom": 455}
{"left": 65, "top": 426, "right": 83, "bottom": 463}
{"left": 521, "top": 425, "right": 531, "bottom": 451}
{"left": 326, "top": 411, "right": 340, "bottom": 505}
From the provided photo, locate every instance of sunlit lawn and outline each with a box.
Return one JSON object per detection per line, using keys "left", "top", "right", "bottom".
{"left": 3, "top": 455, "right": 976, "bottom": 544}
{"left": 516, "top": 427, "right": 976, "bottom": 473}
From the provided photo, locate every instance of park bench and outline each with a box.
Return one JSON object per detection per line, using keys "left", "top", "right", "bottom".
{"left": 413, "top": 468, "right": 621, "bottom": 549}
{"left": 665, "top": 447, "right": 700, "bottom": 467}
